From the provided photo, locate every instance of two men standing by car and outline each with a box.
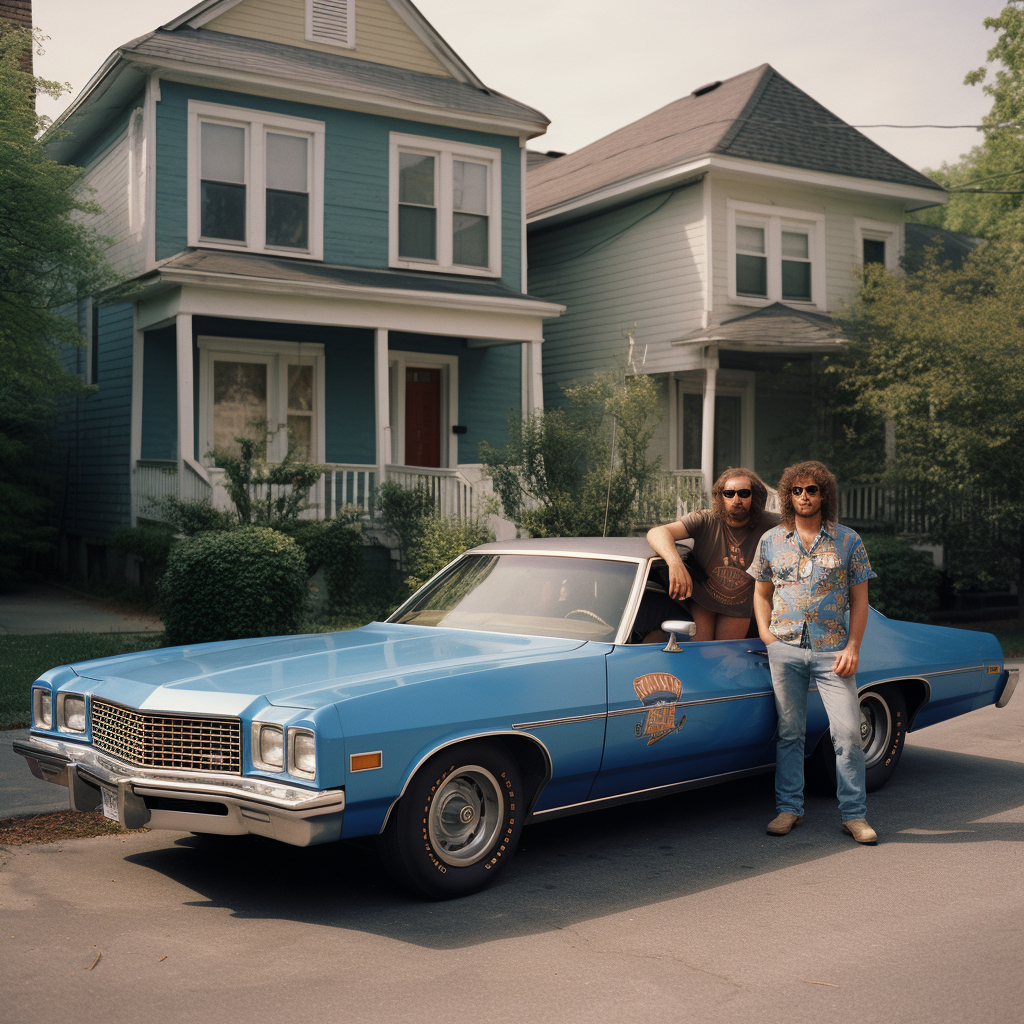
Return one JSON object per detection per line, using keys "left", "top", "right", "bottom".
{"left": 748, "top": 461, "right": 878, "bottom": 844}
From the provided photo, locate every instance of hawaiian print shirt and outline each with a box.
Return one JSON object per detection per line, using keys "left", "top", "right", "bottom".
{"left": 747, "top": 523, "right": 876, "bottom": 652}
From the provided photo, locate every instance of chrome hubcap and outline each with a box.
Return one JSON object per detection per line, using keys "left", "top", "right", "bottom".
{"left": 859, "top": 693, "right": 892, "bottom": 769}
{"left": 429, "top": 765, "right": 503, "bottom": 867}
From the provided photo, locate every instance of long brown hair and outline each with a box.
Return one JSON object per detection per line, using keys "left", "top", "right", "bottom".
{"left": 777, "top": 460, "right": 838, "bottom": 529}
{"left": 710, "top": 467, "right": 769, "bottom": 524}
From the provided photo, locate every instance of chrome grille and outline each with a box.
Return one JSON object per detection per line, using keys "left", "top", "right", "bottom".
{"left": 90, "top": 700, "right": 242, "bottom": 774}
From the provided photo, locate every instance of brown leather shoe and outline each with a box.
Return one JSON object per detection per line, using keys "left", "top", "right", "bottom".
{"left": 842, "top": 819, "right": 878, "bottom": 844}
{"left": 766, "top": 812, "right": 803, "bottom": 835}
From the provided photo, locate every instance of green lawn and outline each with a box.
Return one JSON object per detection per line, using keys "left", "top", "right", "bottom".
{"left": 0, "top": 633, "right": 166, "bottom": 729}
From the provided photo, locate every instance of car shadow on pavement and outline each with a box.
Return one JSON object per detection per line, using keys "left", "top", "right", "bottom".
{"left": 122, "top": 744, "right": 1024, "bottom": 948}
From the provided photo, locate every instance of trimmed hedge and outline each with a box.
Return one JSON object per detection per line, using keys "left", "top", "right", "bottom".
{"left": 158, "top": 527, "right": 308, "bottom": 645}
{"left": 861, "top": 534, "right": 940, "bottom": 623}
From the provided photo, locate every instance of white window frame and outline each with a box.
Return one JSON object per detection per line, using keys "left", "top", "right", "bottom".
{"left": 306, "top": 0, "right": 355, "bottom": 48}
{"left": 387, "top": 351, "right": 459, "bottom": 468}
{"left": 673, "top": 370, "right": 755, "bottom": 472}
{"left": 389, "top": 132, "right": 502, "bottom": 278}
{"left": 197, "top": 337, "right": 326, "bottom": 466}
{"left": 727, "top": 200, "right": 826, "bottom": 309}
{"left": 188, "top": 100, "right": 325, "bottom": 260}
{"left": 854, "top": 218, "right": 900, "bottom": 272}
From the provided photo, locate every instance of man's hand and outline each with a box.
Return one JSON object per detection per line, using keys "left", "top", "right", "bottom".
{"left": 668, "top": 560, "right": 693, "bottom": 600}
{"left": 832, "top": 646, "right": 859, "bottom": 678}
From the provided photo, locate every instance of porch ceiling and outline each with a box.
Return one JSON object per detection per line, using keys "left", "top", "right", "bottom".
{"left": 675, "top": 301, "right": 845, "bottom": 352}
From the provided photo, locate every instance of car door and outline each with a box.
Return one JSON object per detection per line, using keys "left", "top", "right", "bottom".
{"left": 589, "top": 638, "right": 777, "bottom": 800}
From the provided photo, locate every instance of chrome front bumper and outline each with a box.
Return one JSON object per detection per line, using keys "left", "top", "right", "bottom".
{"left": 13, "top": 735, "right": 345, "bottom": 847}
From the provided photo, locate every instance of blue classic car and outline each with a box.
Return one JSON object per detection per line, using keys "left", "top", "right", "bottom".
{"left": 14, "top": 538, "right": 1019, "bottom": 898}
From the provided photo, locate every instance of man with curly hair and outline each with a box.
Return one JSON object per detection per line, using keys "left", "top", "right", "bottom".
{"left": 646, "top": 468, "right": 780, "bottom": 641}
{"left": 749, "top": 460, "right": 878, "bottom": 844}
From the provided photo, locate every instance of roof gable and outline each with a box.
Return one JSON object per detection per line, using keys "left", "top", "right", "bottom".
{"left": 165, "top": 0, "right": 482, "bottom": 84}
{"left": 528, "top": 64, "right": 942, "bottom": 219}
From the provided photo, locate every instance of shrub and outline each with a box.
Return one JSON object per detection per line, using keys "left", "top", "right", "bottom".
{"left": 158, "top": 527, "right": 308, "bottom": 645}
{"left": 861, "top": 534, "right": 940, "bottom": 623}
{"left": 376, "top": 482, "right": 437, "bottom": 570}
{"left": 405, "top": 508, "right": 496, "bottom": 590}
{"left": 108, "top": 523, "right": 177, "bottom": 580}
{"left": 145, "top": 495, "right": 237, "bottom": 536}
{"left": 280, "top": 515, "right": 372, "bottom": 616}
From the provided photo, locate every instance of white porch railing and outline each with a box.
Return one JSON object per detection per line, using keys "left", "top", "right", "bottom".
{"left": 132, "top": 461, "right": 487, "bottom": 524}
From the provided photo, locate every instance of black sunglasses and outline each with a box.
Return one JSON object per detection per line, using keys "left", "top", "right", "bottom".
{"left": 790, "top": 485, "right": 820, "bottom": 495}
{"left": 722, "top": 489, "right": 752, "bottom": 499}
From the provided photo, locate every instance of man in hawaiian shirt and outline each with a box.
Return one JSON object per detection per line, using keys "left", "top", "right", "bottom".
{"left": 749, "top": 460, "right": 879, "bottom": 844}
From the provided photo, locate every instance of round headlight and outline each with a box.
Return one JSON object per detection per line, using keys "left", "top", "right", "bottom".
{"left": 32, "top": 688, "right": 52, "bottom": 730}
{"left": 60, "top": 694, "right": 86, "bottom": 733}
{"left": 258, "top": 725, "right": 284, "bottom": 770}
{"left": 290, "top": 730, "right": 316, "bottom": 778}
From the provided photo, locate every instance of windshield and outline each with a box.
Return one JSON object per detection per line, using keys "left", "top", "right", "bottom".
{"left": 391, "top": 554, "right": 641, "bottom": 642}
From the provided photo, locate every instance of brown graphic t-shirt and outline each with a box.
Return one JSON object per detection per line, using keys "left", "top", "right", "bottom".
{"left": 679, "top": 509, "right": 781, "bottom": 617}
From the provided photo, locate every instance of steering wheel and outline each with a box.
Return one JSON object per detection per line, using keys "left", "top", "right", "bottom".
{"left": 564, "top": 608, "right": 612, "bottom": 629}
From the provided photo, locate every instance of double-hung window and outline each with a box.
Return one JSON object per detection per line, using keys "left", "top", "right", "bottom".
{"left": 854, "top": 218, "right": 899, "bottom": 272}
{"left": 389, "top": 133, "right": 502, "bottom": 277}
{"left": 727, "top": 201, "right": 825, "bottom": 308}
{"left": 188, "top": 101, "right": 325, "bottom": 259}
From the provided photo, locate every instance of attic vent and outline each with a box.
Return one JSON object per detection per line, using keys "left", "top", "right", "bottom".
{"left": 691, "top": 81, "right": 722, "bottom": 97}
{"left": 306, "top": 0, "right": 354, "bottom": 48}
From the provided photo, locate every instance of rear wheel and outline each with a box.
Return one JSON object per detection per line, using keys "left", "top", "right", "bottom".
{"left": 808, "top": 683, "right": 908, "bottom": 793}
{"left": 378, "top": 741, "right": 524, "bottom": 899}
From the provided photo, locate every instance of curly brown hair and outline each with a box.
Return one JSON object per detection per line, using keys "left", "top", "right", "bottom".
{"left": 777, "top": 461, "right": 838, "bottom": 529}
{"left": 710, "top": 467, "right": 769, "bottom": 523}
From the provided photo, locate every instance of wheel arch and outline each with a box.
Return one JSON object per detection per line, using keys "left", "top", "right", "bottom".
{"left": 378, "top": 730, "right": 553, "bottom": 834}
{"left": 859, "top": 675, "right": 931, "bottom": 730}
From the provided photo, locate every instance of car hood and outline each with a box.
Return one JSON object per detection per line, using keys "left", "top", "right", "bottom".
{"left": 69, "top": 624, "right": 587, "bottom": 716}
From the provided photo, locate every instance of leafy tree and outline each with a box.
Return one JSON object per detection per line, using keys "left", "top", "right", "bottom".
{"left": 480, "top": 370, "right": 673, "bottom": 537}
{"left": 0, "top": 25, "right": 125, "bottom": 586}
{"left": 832, "top": 248, "right": 1024, "bottom": 617}
{"left": 912, "top": 3, "right": 1024, "bottom": 241}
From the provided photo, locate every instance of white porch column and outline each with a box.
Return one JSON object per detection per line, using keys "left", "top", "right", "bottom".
{"left": 175, "top": 313, "right": 193, "bottom": 478}
{"left": 700, "top": 361, "right": 717, "bottom": 497}
{"left": 374, "top": 328, "right": 391, "bottom": 488}
{"left": 529, "top": 339, "right": 544, "bottom": 414}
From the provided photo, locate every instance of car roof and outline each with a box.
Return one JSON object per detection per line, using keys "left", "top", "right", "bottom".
{"left": 468, "top": 537, "right": 658, "bottom": 560}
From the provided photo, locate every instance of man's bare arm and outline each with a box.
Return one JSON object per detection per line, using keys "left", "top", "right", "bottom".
{"left": 832, "top": 580, "right": 869, "bottom": 678}
{"left": 646, "top": 521, "right": 693, "bottom": 600}
{"left": 753, "top": 580, "right": 777, "bottom": 646}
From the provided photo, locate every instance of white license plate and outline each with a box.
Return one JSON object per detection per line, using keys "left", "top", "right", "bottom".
{"left": 100, "top": 786, "right": 119, "bottom": 822}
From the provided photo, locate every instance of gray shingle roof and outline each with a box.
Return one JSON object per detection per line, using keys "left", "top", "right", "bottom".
{"left": 529, "top": 64, "right": 941, "bottom": 217}
{"left": 156, "top": 248, "right": 548, "bottom": 301}
{"left": 678, "top": 302, "right": 844, "bottom": 350}
{"left": 124, "top": 27, "right": 548, "bottom": 126}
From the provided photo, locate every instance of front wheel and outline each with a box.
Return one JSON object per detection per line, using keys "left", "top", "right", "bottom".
{"left": 378, "top": 741, "right": 524, "bottom": 899}
{"left": 808, "top": 683, "right": 908, "bottom": 793}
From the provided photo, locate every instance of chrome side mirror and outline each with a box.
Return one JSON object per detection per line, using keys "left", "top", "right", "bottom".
{"left": 662, "top": 619, "right": 697, "bottom": 652}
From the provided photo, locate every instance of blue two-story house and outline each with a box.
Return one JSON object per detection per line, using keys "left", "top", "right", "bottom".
{"left": 52, "top": 0, "right": 560, "bottom": 571}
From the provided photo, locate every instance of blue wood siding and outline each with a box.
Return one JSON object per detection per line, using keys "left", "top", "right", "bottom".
{"left": 390, "top": 333, "right": 521, "bottom": 463}
{"left": 154, "top": 82, "right": 523, "bottom": 290}
{"left": 57, "top": 303, "right": 134, "bottom": 535}
{"left": 141, "top": 327, "right": 177, "bottom": 460}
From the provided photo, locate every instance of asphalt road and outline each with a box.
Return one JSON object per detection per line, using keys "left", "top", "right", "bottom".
{"left": 2, "top": 683, "right": 1022, "bottom": 1024}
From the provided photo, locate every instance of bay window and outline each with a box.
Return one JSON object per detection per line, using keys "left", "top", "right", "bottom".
{"left": 390, "top": 133, "right": 501, "bottom": 276}
{"left": 189, "top": 101, "right": 324, "bottom": 259}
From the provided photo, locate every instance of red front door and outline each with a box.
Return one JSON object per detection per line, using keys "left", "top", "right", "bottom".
{"left": 405, "top": 368, "right": 441, "bottom": 467}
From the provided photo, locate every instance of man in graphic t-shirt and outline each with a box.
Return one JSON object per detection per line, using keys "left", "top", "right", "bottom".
{"left": 646, "top": 467, "right": 780, "bottom": 641}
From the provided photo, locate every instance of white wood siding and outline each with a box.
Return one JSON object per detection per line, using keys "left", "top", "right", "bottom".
{"left": 79, "top": 127, "right": 145, "bottom": 277}
{"left": 207, "top": 0, "right": 451, "bottom": 77}
{"left": 528, "top": 183, "right": 707, "bottom": 405}
{"left": 707, "top": 174, "right": 905, "bottom": 321}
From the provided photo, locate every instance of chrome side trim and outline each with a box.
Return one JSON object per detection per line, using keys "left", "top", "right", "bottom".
{"left": 512, "top": 690, "right": 775, "bottom": 731}
{"left": 529, "top": 763, "right": 777, "bottom": 822}
{"left": 377, "top": 729, "right": 554, "bottom": 834}
{"left": 920, "top": 665, "right": 984, "bottom": 679}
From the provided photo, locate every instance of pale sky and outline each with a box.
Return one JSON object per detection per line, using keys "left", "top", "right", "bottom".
{"left": 32, "top": 0, "right": 1000, "bottom": 173}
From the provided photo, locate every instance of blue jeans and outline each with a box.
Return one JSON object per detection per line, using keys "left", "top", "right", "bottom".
{"left": 767, "top": 641, "right": 867, "bottom": 821}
